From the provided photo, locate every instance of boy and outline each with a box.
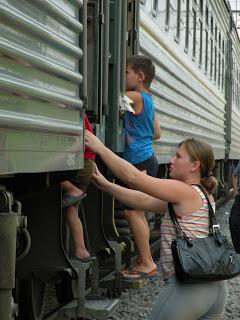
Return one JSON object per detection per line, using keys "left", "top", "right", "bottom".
{"left": 62, "top": 115, "right": 95, "bottom": 260}
{"left": 122, "top": 55, "right": 161, "bottom": 279}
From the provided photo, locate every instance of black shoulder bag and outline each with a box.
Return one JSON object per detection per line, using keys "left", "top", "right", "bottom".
{"left": 168, "top": 185, "right": 240, "bottom": 283}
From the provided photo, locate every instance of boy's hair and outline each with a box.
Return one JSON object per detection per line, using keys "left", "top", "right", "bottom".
{"left": 126, "top": 55, "right": 155, "bottom": 88}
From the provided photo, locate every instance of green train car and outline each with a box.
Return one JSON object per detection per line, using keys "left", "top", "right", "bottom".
{"left": 0, "top": 0, "right": 239, "bottom": 319}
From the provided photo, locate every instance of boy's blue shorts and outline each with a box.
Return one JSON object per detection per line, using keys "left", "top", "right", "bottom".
{"left": 119, "top": 153, "right": 159, "bottom": 210}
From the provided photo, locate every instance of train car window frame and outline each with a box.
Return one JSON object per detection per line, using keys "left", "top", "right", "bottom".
{"left": 152, "top": 0, "right": 159, "bottom": 17}
{"left": 199, "top": 0, "right": 203, "bottom": 15}
{"left": 209, "top": 14, "right": 214, "bottom": 80}
{"left": 214, "top": 43, "right": 217, "bottom": 84}
{"left": 165, "top": 0, "right": 170, "bottom": 31}
{"left": 210, "top": 15, "right": 213, "bottom": 34}
{"left": 205, "top": 5, "right": 209, "bottom": 25}
{"left": 175, "top": 0, "right": 181, "bottom": 43}
{"left": 199, "top": 18, "right": 203, "bottom": 67}
{"left": 218, "top": 51, "right": 221, "bottom": 88}
{"left": 205, "top": 29, "right": 208, "bottom": 74}
{"left": 214, "top": 24, "right": 218, "bottom": 84}
{"left": 185, "top": 0, "right": 190, "bottom": 52}
{"left": 221, "top": 57, "right": 225, "bottom": 91}
{"left": 198, "top": 1, "right": 203, "bottom": 69}
{"left": 192, "top": 7, "right": 197, "bottom": 61}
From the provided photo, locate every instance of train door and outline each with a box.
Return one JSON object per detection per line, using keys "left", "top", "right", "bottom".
{"left": 84, "top": 0, "right": 141, "bottom": 284}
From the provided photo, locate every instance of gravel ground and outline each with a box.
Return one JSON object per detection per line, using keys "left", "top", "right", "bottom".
{"left": 109, "top": 199, "right": 240, "bottom": 320}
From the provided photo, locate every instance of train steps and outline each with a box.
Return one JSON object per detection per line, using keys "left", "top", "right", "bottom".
{"left": 60, "top": 297, "right": 120, "bottom": 319}
{"left": 57, "top": 256, "right": 119, "bottom": 319}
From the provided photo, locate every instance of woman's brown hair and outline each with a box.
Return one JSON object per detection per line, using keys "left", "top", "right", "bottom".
{"left": 179, "top": 138, "right": 217, "bottom": 194}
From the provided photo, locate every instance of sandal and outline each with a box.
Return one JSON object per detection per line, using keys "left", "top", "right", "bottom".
{"left": 122, "top": 268, "right": 160, "bottom": 281}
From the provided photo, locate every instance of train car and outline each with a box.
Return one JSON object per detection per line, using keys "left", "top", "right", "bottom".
{"left": 0, "top": 0, "right": 240, "bottom": 319}
{"left": 139, "top": 0, "right": 228, "bottom": 169}
{"left": 0, "top": 0, "right": 130, "bottom": 319}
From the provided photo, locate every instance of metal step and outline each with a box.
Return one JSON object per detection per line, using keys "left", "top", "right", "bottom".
{"left": 60, "top": 297, "right": 119, "bottom": 320}
{"left": 85, "top": 298, "right": 120, "bottom": 319}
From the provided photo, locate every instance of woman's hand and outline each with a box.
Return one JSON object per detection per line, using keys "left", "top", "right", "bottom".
{"left": 85, "top": 131, "right": 105, "bottom": 155}
{"left": 91, "top": 164, "right": 111, "bottom": 190}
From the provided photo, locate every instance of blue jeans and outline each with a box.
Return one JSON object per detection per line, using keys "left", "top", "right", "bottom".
{"left": 149, "top": 276, "right": 228, "bottom": 320}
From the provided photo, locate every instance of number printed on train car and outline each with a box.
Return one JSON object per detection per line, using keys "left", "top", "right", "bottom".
{"left": 66, "top": 154, "right": 76, "bottom": 167}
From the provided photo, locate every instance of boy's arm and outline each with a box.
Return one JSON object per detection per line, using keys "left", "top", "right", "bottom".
{"left": 125, "top": 91, "right": 143, "bottom": 114}
{"left": 153, "top": 113, "right": 161, "bottom": 140}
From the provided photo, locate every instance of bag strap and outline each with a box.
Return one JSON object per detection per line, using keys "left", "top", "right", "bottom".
{"left": 168, "top": 184, "right": 219, "bottom": 239}
{"left": 194, "top": 184, "right": 218, "bottom": 231}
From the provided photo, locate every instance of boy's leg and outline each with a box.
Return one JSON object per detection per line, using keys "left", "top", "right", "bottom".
{"left": 61, "top": 181, "right": 84, "bottom": 197}
{"left": 122, "top": 155, "right": 158, "bottom": 276}
{"left": 65, "top": 204, "right": 90, "bottom": 259}
{"left": 124, "top": 208, "right": 156, "bottom": 274}
{"left": 61, "top": 160, "right": 95, "bottom": 259}
{"left": 61, "top": 180, "right": 89, "bottom": 259}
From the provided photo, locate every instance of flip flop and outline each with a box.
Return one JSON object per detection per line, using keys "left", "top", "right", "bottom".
{"left": 122, "top": 268, "right": 160, "bottom": 281}
{"left": 121, "top": 265, "right": 135, "bottom": 275}
{"left": 62, "top": 193, "right": 87, "bottom": 208}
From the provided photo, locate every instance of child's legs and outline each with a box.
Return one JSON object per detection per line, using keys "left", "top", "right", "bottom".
{"left": 65, "top": 204, "right": 90, "bottom": 258}
{"left": 124, "top": 209, "right": 155, "bottom": 272}
{"left": 61, "top": 159, "right": 95, "bottom": 258}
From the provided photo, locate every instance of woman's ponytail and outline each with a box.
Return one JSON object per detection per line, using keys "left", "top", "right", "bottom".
{"left": 200, "top": 176, "right": 217, "bottom": 195}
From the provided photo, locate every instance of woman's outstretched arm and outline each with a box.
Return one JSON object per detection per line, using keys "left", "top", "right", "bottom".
{"left": 85, "top": 131, "right": 199, "bottom": 207}
{"left": 92, "top": 165, "right": 167, "bottom": 213}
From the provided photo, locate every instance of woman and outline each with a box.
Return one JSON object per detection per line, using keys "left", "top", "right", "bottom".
{"left": 85, "top": 131, "right": 228, "bottom": 320}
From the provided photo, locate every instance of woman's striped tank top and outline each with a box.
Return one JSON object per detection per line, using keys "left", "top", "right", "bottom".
{"left": 160, "top": 185, "right": 214, "bottom": 279}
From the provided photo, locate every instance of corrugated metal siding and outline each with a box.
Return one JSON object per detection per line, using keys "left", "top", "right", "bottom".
{"left": 0, "top": 0, "right": 84, "bottom": 173}
{"left": 139, "top": 5, "right": 226, "bottom": 164}
{"left": 229, "top": 27, "right": 240, "bottom": 159}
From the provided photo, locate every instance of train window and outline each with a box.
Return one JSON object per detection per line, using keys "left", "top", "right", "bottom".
{"left": 152, "top": 0, "right": 158, "bottom": 15}
{"left": 199, "top": 0, "right": 203, "bottom": 15}
{"left": 210, "top": 38, "right": 213, "bottom": 78}
{"left": 165, "top": 0, "right": 170, "bottom": 31}
{"left": 185, "top": 0, "right": 190, "bottom": 51}
{"left": 205, "top": 6, "right": 209, "bottom": 25}
{"left": 192, "top": 9, "right": 197, "bottom": 59}
{"left": 205, "top": 30, "right": 208, "bottom": 73}
{"left": 199, "top": 19, "right": 203, "bottom": 66}
{"left": 214, "top": 45, "right": 217, "bottom": 83}
{"left": 218, "top": 52, "right": 221, "bottom": 87}
{"left": 176, "top": 0, "right": 181, "bottom": 41}
{"left": 211, "top": 16, "right": 213, "bottom": 34}
{"left": 222, "top": 58, "right": 225, "bottom": 91}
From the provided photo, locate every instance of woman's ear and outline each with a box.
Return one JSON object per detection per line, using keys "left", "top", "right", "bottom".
{"left": 191, "top": 160, "right": 201, "bottom": 172}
